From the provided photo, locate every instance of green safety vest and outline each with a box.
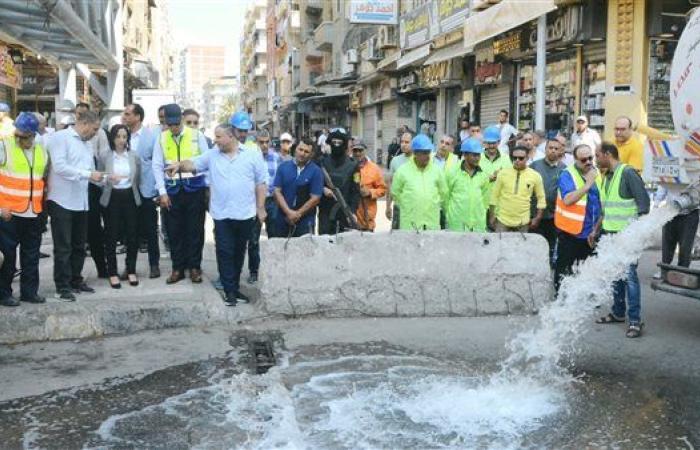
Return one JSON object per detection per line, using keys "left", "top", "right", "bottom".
{"left": 598, "top": 163, "right": 638, "bottom": 232}
{"left": 445, "top": 164, "right": 489, "bottom": 232}
{"left": 391, "top": 158, "right": 447, "bottom": 231}
{"left": 161, "top": 126, "right": 201, "bottom": 163}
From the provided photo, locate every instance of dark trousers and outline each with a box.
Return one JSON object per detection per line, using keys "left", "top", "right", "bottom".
{"left": 662, "top": 209, "right": 699, "bottom": 267}
{"left": 0, "top": 216, "right": 42, "bottom": 299}
{"left": 87, "top": 183, "right": 107, "bottom": 276}
{"left": 247, "top": 197, "right": 278, "bottom": 275}
{"left": 391, "top": 204, "right": 400, "bottom": 230}
{"left": 48, "top": 201, "right": 88, "bottom": 291}
{"left": 214, "top": 217, "right": 255, "bottom": 295}
{"left": 165, "top": 188, "right": 206, "bottom": 272}
{"left": 104, "top": 189, "right": 139, "bottom": 276}
{"left": 554, "top": 231, "right": 595, "bottom": 293}
{"left": 318, "top": 206, "right": 350, "bottom": 235}
{"left": 138, "top": 193, "right": 160, "bottom": 268}
{"left": 535, "top": 218, "right": 558, "bottom": 268}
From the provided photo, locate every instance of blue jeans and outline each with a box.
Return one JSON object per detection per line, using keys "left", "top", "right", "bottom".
{"left": 214, "top": 217, "right": 255, "bottom": 296}
{"left": 612, "top": 263, "right": 641, "bottom": 324}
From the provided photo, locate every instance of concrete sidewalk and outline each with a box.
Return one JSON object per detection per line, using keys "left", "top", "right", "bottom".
{"left": 0, "top": 218, "right": 265, "bottom": 344}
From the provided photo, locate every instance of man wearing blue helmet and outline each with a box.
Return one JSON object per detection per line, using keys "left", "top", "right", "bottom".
{"left": 152, "top": 103, "right": 210, "bottom": 284}
{"left": 0, "top": 112, "right": 49, "bottom": 306}
{"left": 445, "top": 138, "right": 489, "bottom": 232}
{"left": 391, "top": 134, "right": 447, "bottom": 230}
{"left": 230, "top": 111, "right": 258, "bottom": 152}
{"left": 0, "top": 102, "right": 14, "bottom": 139}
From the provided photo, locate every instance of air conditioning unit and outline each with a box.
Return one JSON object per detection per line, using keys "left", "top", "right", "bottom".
{"left": 346, "top": 48, "right": 358, "bottom": 64}
{"left": 377, "top": 26, "right": 397, "bottom": 49}
{"left": 367, "top": 37, "right": 383, "bottom": 61}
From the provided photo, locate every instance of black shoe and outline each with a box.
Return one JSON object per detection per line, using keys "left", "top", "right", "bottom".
{"left": 234, "top": 291, "right": 250, "bottom": 304}
{"left": 109, "top": 277, "right": 122, "bottom": 289}
{"left": 247, "top": 273, "right": 258, "bottom": 284}
{"left": 1, "top": 296, "right": 20, "bottom": 307}
{"left": 55, "top": 290, "right": 76, "bottom": 302}
{"left": 149, "top": 266, "right": 161, "bottom": 279}
{"left": 39, "top": 251, "right": 50, "bottom": 259}
{"left": 224, "top": 293, "right": 237, "bottom": 307}
{"left": 71, "top": 283, "right": 95, "bottom": 294}
{"left": 20, "top": 294, "right": 46, "bottom": 304}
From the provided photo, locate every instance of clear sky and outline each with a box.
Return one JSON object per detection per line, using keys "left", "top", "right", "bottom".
{"left": 169, "top": 0, "right": 250, "bottom": 76}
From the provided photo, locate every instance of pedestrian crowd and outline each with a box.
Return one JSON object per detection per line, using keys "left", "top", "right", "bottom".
{"left": 0, "top": 100, "right": 661, "bottom": 337}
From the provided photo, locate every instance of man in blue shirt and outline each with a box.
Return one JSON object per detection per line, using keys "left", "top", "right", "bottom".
{"left": 165, "top": 124, "right": 267, "bottom": 306}
{"left": 246, "top": 129, "right": 280, "bottom": 284}
{"left": 273, "top": 138, "right": 324, "bottom": 237}
{"left": 553, "top": 143, "right": 602, "bottom": 293}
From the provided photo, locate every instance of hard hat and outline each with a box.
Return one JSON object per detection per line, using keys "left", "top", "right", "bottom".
{"left": 14, "top": 112, "right": 39, "bottom": 134}
{"left": 460, "top": 138, "right": 483, "bottom": 154}
{"left": 411, "top": 134, "right": 434, "bottom": 152}
{"left": 483, "top": 126, "right": 501, "bottom": 143}
{"left": 280, "top": 132, "right": 293, "bottom": 142}
{"left": 163, "top": 103, "right": 182, "bottom": 126}
{"left": 0, "top": 102, "right": 9, "bottom": 113}
{"left": 230, "top": 111, "right": 252, "bottom": 131}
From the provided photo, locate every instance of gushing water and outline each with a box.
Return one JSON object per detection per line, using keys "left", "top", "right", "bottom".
{"left": 88, "top": 207, "right": 680, "bottom": 448}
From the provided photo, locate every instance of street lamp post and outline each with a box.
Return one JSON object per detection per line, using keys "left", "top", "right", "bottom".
{"left": 535, "top": 14, "right": 547, "bottom": 132}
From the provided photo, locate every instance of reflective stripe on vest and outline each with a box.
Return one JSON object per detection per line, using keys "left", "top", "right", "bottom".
{"left": 554, "top": 165, "right": 587, "bottom": 235}
{"left": 161, "top": 127, "right": 201, "bottom": 180}
{"left": 599, "top": 163, "right": 637, "bottom": 232}
{"left": 0, "top": 138, "right": 47, "bottom": 213}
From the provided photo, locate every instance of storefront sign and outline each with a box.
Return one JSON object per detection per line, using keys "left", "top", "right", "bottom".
{"left": 399, "top": 2, "right": 434, "bottom": 50}
{"left": 366, "top": 78, "right": 395, "bottom": 104}
{"left": 524, "top": 6, "right": 581, "bottom": 51}
{"left": 398, "top": 72, "right": 418, "bottom": 91}
{"left": 419, "top": 61, "right": 451, "bottom": 88}
{"left": 399, "top": 0, "right": 469, "bottom": 50}
{"left": 19, "top": 74, "right": 58, "bottom": 96}
{"left": 0, "top": 45, "right": 22, "bottom": 89}
{"left": 350, "top": 0, "right": 398, "bottom": 25}
{"left": 493, "top": 32, "right": 522, "bottom": 56}
{"left": 474, "top": 45, "right": 502, "bottom": 85}
{"left": 437, "top": 0, "right": 469, "bottom": 35}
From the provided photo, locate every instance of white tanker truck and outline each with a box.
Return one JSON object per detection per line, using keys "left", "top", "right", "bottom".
{"left": 646, "top": 7, "right": 700, "bottom": 299}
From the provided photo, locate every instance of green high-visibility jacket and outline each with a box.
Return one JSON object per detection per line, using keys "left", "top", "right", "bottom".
{"left": 445, "top": 163, "right": 489, "bottom": 232}
{"left": 391, "top": 158, "right": 447, "bottom": 230}
{"left": 598, "top": 163, "right": 638, "bottom": 232}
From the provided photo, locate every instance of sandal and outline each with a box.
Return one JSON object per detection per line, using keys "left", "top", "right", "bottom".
{"left": 596, "top": 313, "right": 625, "bottom": 324}
{"left": 626, "top": 324, "right": 642, "bottom": 338}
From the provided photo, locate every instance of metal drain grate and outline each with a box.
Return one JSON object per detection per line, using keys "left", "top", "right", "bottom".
{"left": 230, "top": 331, "right": 284, "bottom": 375}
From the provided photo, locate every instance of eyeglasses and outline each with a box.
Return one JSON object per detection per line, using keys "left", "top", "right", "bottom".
{"left": 578, "top": 156, "right": 594, "bottom": 163}
{"left": 512, "top": 155, "right": 527, "bottom": 161}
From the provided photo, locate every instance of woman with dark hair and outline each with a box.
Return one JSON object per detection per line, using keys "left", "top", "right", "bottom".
{"left": 97, "top": 124, "right": 142, "bottom": 288}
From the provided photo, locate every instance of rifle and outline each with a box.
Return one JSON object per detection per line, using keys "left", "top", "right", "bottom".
{"left": 320, "top": 166, "right": 360, "bottom": 229}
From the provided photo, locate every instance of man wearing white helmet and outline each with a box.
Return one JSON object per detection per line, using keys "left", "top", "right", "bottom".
{"left": 0, "top": 113, "right": 50, "bottom": 306}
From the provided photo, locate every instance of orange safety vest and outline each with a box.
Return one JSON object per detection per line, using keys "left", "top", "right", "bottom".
{"left": 0, "top": 138, "right": 47, "bottom": 214}
{"left": 554, "top": 165, "right": 587, "bottom": 235}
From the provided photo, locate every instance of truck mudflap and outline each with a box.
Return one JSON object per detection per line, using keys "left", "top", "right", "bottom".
{"left": 651, "top": 263, "right": 700, "bottom": 300}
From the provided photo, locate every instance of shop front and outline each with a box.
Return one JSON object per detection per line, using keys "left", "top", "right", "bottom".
{"left": 473, "top": 41, "right": 512, "bottom": 127}
{"left": 0, "top": 42, "right": 23, "bottom": 111}
{"left": 16, "top": 55, "right": 58, "bottom": 124}
{"left": 488, "top": 1, "right": 606, "bottom": 136}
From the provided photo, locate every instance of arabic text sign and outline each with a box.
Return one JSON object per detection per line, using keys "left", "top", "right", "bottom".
{"left": 350, "top": 0, "right": 398, "bottom": 25}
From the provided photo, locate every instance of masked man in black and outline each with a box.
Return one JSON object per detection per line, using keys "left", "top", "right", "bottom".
{"left": 318, "top": 128, "right": 361, "bottom": 235}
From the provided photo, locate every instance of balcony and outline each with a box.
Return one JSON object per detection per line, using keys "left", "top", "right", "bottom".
{"left": 304, "top": 38, "right": 323, "bottom": 61}
{"left": 255, "top": 38, "right": 267, "bottom": 54}
{"left": 313, "top": 21, "right": 333, "bottom": 51}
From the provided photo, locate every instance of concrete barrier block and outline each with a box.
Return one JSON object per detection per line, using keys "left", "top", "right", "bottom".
{"left": 259, "top": 231, "right": 551, "bottom": 318}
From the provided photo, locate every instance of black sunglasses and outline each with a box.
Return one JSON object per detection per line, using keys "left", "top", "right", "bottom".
{"left": 578, "top": 156, "right": 594, "bottom": 163}
{"left": 512, "top": 155, "right": 527, "bottom": 161}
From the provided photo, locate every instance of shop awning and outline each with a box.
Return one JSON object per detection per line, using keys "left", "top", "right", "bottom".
{"left": 397, "top": 44, "right": 431, "bottom": 70}
{"left": 423, "top": 42, "right": 474, "bottom": 66}
{"left": 463, "top": 0, "right": 557, "bottom": 48}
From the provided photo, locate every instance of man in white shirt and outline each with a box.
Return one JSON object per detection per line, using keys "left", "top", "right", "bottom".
{"left": 571, "top": 115, "right": 601, "bottom": 152}
{"left": 47, "top": 110, "right": 104, "bottom": 301}
{"left": 497, "top": 110, "right": 518, "bottom": 153}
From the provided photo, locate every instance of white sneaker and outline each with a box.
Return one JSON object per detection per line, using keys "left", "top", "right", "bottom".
{"left": 652, "top": 271, "right": 662, "bottom": 280}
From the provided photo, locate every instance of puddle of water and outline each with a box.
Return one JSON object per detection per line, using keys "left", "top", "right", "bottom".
{"left": 0, "top": 342, "right": 695, "bottom": 449}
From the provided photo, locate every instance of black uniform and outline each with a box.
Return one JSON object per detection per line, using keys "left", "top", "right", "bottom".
{"left": 317, "top": 130, "right": 360, "bottom": 235}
